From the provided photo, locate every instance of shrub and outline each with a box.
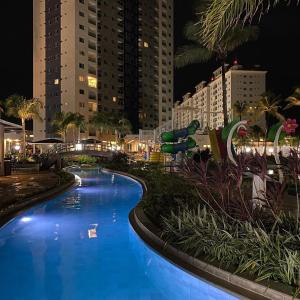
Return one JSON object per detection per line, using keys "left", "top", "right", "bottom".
{"left": 162, "top": 206, "right": 300, "bottom": 293}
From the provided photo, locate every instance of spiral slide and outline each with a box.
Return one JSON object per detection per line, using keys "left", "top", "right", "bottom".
{"left": 160, "top": 120, "right": 199, "bottom": 154}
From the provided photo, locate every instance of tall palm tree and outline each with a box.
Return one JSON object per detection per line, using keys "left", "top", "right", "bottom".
{"left": 250, "top": 124, "right": 264, "bottom": 148}
{"left": 284, "top": 87, "right": 300, "bottom": 110}
{"left": 254, "top": 93, "right": 284, "bottom": 153}
{"left": 233, "top": 100, "right": 248, "bottom": 120}
{"left": 116, "top": 118, "right": 132, "bottom": 143}
{"left": 90, "top": 111, "right": 115, "bottom": 134}
{"left": 5, "top": 95, "right": 41, "bottom": 155}
{"left": 200, "top": 0, "right": 297, "bottom": 49}
{"left": 52, "top": 112, "right": 71, "bottom": 142}
{"left": 175, "top": 19, "right": 258, "bottom": 126}
{"left": 72, "top": 113, "right": 85, "bottom": 142}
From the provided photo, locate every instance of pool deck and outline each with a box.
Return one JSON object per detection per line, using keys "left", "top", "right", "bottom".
{"left": 0, "top": 171, "right": 75, "bottom": 224}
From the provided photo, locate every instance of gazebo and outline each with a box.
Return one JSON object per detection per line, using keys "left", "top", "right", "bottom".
{"left": 0, "top": 119, "right": 22, "bottom": 176}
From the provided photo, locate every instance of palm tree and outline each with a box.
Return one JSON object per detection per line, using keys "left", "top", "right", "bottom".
{"left": 5, "top": 95, "right": 41, "bottom": 155}
{"left": 284, "top": 87, "right": 300, "bottom": 110}
{"left": 233, "top": 100, "right": 248, "bottom": 120}
{"left": 52, "top": 112, "right": 71, "bottom": 142}
{"left": 175, "top": 19, "right": 258, "bottom": 126}
{"left": 116, "top": 118, "right": 132, "bottom": 143}
{"left": 250, "top": 125, "right": 264, "bottom": 148}
{"left": 90, "top": 111, "right": 115, "bottom": 134}
{"left": 254, "top": 93, "right": 284, "bottom": 153}
{"left": 72, "top": 113, "right": 85, "bottom": 142}
{"left": 200, "top": 0, "right": 297, "bottom": 49}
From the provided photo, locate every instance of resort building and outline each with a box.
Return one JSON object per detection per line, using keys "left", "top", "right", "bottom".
{"left": 33, "top": 0, "right": 174, "bottom": 141}
{"left": 173, "top": 64, "right": 267, "bottom": 130}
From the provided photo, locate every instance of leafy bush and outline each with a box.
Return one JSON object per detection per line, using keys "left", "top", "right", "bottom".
{"left": 162, "top": 206, "right": 300, "bottom": 294}
{"left": 72, "top": 155, "right": 97, "bottom": 164}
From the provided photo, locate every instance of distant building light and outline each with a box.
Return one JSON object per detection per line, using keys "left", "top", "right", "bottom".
{"left": 143, "top": 41, "right": 149, "bottom": 48}
{"left": 87, "top": 76, "right": 97, "bottom": 88}
{"left": 54, "top": 79, "right": 60, "bottom": 85}
{"left": 112, "top": 96, "right": 117, "bottom": 102}
{"left": 79, "top": 75, "right": 85, "bottom": 82}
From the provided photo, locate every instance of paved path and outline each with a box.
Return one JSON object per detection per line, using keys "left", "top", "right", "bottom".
{"left": 0, "top": 172, "right": 60, "bottom": 213}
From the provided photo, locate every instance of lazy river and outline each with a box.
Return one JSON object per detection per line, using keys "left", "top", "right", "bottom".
{"left": 0, "top": 169, "right": 239, "bottom": 299}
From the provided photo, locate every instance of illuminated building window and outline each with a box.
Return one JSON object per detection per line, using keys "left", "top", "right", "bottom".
{"left": 143, "top": 42, "right": 149, "bottom": 48}
{"left": 112, "top": 96, "right": 117, "bottom": 102}
{"left": 79, "top": 75, "right": 85, "bottom": 82}
{"left": 88, "top": 76, "right": 97, "bottom": 88}
{"left": 54, "top": 79, "right": 59, "bottom": 85}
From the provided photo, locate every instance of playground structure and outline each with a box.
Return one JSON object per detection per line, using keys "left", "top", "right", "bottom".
{"left": 160, "top": 120, "right": 200, "bottom": 154}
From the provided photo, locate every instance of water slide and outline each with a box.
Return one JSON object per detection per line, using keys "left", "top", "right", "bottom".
{"left": 160, "top": 120, "right": 200, "bottom": 154}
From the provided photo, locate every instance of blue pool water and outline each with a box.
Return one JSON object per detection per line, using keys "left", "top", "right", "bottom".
{"left": 0, "top": 169, "right": 239, "bottom": 300}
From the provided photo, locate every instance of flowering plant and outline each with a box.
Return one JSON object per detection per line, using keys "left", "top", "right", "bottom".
{"left": 283, "top": 118, "right": 298, "bottom": 134}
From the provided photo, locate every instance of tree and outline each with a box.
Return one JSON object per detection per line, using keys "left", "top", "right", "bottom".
{"left": 116, "top": 118, "right": 132, "bottom": 143}
{"left": 284, "top": 87, "right": 300, "bottom": 110}
{"left": 90, "top": 111, "right": 116, "bottom": 135}
{"left": 72, "top": 113, "right": 85, "bottom": 142}
{"left": 175, "top": 18, "right": 258, "bottom": 126}
{"left": 52, "top": 112, "right": 71, "bottom": 142}
{"left": 5, "top": 95, "right": 41, "bottom": 156}
{"left": 254, "top": 93, "right": 284, "bottom": 153}
{"left": 200, "top": 0, "right": 297, "bottom": 50}
{"left": 250, "top": 124, "right": 264, "bottom": 148}
{"left": 233, "top": 100, "right": 248, "bottom": 120}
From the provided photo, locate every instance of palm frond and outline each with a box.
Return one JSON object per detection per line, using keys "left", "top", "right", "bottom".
{"left": 201, "top": 0, "right": 293, "bottom": 49}
{"left": 175, "top": 45, "right": 213, "bottom": 68}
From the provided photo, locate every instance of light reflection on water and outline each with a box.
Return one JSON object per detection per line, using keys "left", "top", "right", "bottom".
{"left": 0, "top": 169, "right": 239, "bottom": 300}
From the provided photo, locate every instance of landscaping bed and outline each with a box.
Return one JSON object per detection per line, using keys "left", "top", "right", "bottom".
{"left": 103, "top": 154, "right": 300, "bottom": 298}
{"left": 0, "top": 170, "right": 74, "bottom": 219}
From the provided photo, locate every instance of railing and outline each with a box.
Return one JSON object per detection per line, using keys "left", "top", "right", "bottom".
{"left": 46, "top": 142, "right": 113, "bottom": 155}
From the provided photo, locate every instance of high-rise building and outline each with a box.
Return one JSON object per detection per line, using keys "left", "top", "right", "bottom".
{"left": 173, "top": 65, "right": 267, "bottom": 130}
{"left": 33, "top": 0, "right": 174, "bottom": 141}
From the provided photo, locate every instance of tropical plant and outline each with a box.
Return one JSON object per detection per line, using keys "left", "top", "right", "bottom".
{"left": 253, "top": 92, "right": 285, "bottom": 153}
{"left": 71, "top": 113, "right": 85, "bottom": 142}
{"left": 175, "top": 16, "right": 258, "bottom": 126}
{"left": 5, "top": 95, "right": 41, "bottom": 155}
{"left": 285, "top": 87, "right": 300, "bottom": 110}
{"left": 90, "top": 111, "right": 116, "bottom": 134}
{"left": 162, "top": 206, "right": 300, "bottom": 293}
{"left": 116, "top": 118, "right": 132, "bottom": 142}
{"left": 200, "top": 0, "right": 298, "bottom": 50}
{"left": 52, "top": 112, "right": 70, "bottom": 142}
{"left": 250, "top": 125, "right": 264, "bottom": 147}
{"left": 233, "top": 100, "right": 248, "bottom": 120}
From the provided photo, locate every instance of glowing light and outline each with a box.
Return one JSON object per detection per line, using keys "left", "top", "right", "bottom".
{"left": 268, "top": 148, "right": 274, "bottom": 153}
{"left": 268, "top": 170, "right": 274, "bottom": 175}
{"left": 75, "top": 143, "right": 83, "bottom": 151}
{"left": 245, "top": 147, "right": 251, "bottom": 153}
{"left": 21, "top": 217, "right": 32, "bottom": 223}
{"left": 54, "top": 79, "right": 60, "bottom": 85}
{"left": 14, "top": 145, "right": 21, "bottom": 151}
{"left": 88, "top": 76, "right": 97, "bottom": 88}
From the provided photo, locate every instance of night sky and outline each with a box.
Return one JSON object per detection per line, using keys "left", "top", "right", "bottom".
{"left": 0, "top": 1, "right": 299, "bottom": 104}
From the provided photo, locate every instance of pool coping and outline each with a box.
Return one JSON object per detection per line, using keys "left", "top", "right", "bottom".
{"left": 0, "top": 173, "right": 76, "bottom": 228}
{"left": 110, "top": 169, "right": 298, "bottom": 300}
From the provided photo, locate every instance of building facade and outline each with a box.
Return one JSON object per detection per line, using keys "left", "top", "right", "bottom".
{"left": 173, "top": 65, "right": 267, "bottom": 130}
{"left": 33, "top": 0, "right": 173, "bottom": 141}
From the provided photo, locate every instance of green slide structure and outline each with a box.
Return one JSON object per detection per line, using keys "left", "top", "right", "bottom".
{"left": 161, "top": 120, "right": 200, "bottom": 143}
{"left": 160, "top": 120, "right": 199, "bottom": 154}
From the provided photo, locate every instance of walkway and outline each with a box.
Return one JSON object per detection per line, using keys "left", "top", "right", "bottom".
{"left": 0, "top": 172, "right": 61, "bottom": 214}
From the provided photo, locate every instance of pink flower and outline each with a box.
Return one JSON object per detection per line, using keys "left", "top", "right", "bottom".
{"left": 238, "top": 128, "right": 247, "bottom": 137}
{"left": 283, "top": 118, "right": 298, "bottom": 134}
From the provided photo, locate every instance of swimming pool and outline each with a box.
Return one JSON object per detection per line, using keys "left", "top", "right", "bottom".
{"left": 0, "top": 169, "right": 239, "bottom": 299}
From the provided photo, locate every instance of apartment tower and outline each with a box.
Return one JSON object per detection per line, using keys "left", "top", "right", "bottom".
{"left": 33, "top": 0, "right": 173, "bottom": 141}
